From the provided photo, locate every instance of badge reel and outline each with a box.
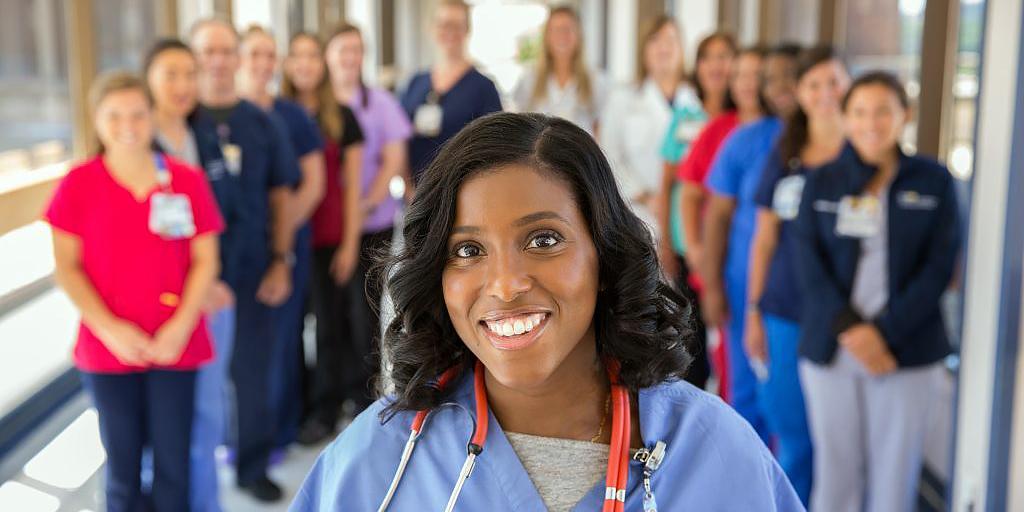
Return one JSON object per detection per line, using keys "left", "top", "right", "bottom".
{"left": 772, "top": 174, "right": 806, "bottom": 221}
{"left": 222, "top": 143, "right": 242, "bottom": 177}
{"left": 149, "top": 164, "right": 196, "bottom": 240}
{"left": 835, "top": 195, "right": 882, "bottom": 238}
{"left": 414, "top": 102, "right": 443, "bottom": 137}
{"left": 414, "top": 91, "right": 444, "bottom": 138}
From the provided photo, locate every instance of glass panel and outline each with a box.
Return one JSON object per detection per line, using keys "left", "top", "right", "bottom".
{"left": 840, "top": 0, "right": 927, "bottom": 152}
{"left": 0, "top": 0, "right": 71, "bottom": 171}
{"left": 946, "top": 0, "right": 985, "bottom": 181}
{"left": 93, "top": 0, "right": 158, "bottom": 72}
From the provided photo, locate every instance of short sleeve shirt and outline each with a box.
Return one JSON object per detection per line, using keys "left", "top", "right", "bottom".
{"left": 400, "top": 67, "right": 503, "bottom": 181}
{"left": 706, "top": 117, "right": 783, "bottom": 291}
{"left": 45, "top": 155, "right": 224, "bottom": 373}
{"left": 753, "top": 153, "right": 811, "bottom": 321}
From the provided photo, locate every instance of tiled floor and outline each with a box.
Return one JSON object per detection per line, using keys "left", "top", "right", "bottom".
{"left": 1, "top": 405, "right": 338, "bottom": 512}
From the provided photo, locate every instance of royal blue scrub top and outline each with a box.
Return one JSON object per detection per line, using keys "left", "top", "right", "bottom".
{"left": 706, "top": 117, "right": 783, "bottom": 296}
{"left": 290, "top": 371, "right": 803, "bottom": 511}
{"left": 753, "top": 153, "right": 812, "bottom": 322}
{"left": 199, "top": 100, "right": 301, "bottom": 284}
{"left": 399, "top": 67, "right": 502, "bottom": 181}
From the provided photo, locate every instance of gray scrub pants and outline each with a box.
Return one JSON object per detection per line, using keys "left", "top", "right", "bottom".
{"left": 799, "top": 348, "right": 944, "bottom": 512}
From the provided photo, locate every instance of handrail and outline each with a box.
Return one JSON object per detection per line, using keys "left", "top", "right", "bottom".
{"left": 0, "top": 161, "right": 70, "bottom": 238}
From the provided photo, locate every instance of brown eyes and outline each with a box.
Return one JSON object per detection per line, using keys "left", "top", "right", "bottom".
{"left": 449, "top": 231, "right": 565, "bottom": 261}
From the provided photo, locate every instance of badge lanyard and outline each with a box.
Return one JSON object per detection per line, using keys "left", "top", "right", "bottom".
{"left": 149, "top": 155, "right": 196, "bottom": 241}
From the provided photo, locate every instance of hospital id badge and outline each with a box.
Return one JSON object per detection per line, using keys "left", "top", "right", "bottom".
{"left": 835, "top": 195, "right": 881, "bottom": 238}
{"left": 675, "top": 119, "right": 703, "bottom": 142}
{"left": 150, "top": 193, "right": 196, "bottom": 240}
{"left": 413, "top": 103, "right": 443, "bottom": 137}
{"left": 772, "top": 175, "right": 806, "bottom": 221}
{"left": 222, "top": 143, "right": 242, "bottom": 176}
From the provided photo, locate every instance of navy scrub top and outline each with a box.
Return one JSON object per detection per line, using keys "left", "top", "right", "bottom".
{"left": 199, "top": 99, "right": 301, "bottom": 283}
{"left": 399, "top": 66, "right": 502, "bottom": 181}
{"left": 753, "top": 152, "right": 814, "bottom": 322}
{"left": 273, "top": 97, "right": 324, "bottom": 159}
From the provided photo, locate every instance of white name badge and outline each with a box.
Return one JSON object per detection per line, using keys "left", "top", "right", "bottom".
{"left": 413, "top": 103, "right": 443, "bottom": 137}
{"left": 772, "top": 175, "right": 806, "bottom": 221}
{"left": 675, "top": 118, "right": 703, "bottom": 142}
{"left": 835, "top": 195, "right": 882, "bottom": 238}
{"left": 150, "top": 193, "right": 196, "bottom": 240}
{"left": 222, "top": 143, "right": 242, "bottom": 176}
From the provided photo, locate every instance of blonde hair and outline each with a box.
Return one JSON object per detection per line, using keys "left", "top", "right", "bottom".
{"left": 280, "top": 31, "right": 344, "bottom": 142}
{"left": 636, "top": 15, "right": 686, "bottom": 85}
{"left": 88, "top": 71, "right": 152, "bottom": 155}
{"left": 529, "top": 6, "right": 594, "bottom": 111}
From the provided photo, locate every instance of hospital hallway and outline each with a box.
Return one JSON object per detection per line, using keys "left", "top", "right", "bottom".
{"left": 2, "top": 0, "right": 1024, "bottom": 511}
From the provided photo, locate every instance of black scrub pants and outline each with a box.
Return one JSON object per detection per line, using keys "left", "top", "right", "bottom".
{"left": 309, "top": 228, "right": 392, "bottom": 424}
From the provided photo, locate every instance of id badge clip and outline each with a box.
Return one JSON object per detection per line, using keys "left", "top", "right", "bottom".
{"left": 222, "top": 143, "right": 242, "bottom": 176}
{"left": 835, "top": 195, "right": 882, "bottom": 238}
{"left": 772, "top": 175, "right": 806, "bottom": 221}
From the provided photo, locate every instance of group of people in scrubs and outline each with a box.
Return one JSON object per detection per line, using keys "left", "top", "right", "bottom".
{"left": 44, "top": 0, "right": 961, "bottom": 510}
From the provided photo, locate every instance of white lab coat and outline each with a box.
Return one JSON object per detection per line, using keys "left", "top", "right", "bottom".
{"left": 599, "top": 79, "right": 700, "bottom": 238}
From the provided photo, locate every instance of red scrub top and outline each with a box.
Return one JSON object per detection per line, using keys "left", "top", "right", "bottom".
{"left": 44, "top": 155, "right": 224, "bottom": 373}
{"left": 677, "top": 111, "right": 741, "bottom": 186}
{"left": 675, "top": 111, "right": 741, "bottom": 294}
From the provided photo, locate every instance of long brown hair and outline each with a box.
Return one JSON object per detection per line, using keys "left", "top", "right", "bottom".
{"left": 280, "top": 31, "right": 343, "bottom": 141}
{"left": 636, "top": 15, "right": 686, "bottom": 85}
{"left": 528, "top": 6, "right": 594, "bottom": 110}
{"left": 777, "top": 46, "right": 845, "bottom": 169}
{"left": 691, "top": 32, "right": 737, "bottom": 109}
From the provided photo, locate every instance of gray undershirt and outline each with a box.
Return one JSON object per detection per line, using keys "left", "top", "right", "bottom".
{"left": 505, "top": 431, "right": 609, "bottom": 511}
{"left": 851, "top": 186, "right": 890, "bottom": 319}
{"left": 156, "top": 128, "right": 201, "bottom": 168}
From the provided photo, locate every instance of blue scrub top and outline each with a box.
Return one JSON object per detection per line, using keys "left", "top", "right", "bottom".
{"left": 199, "top": 100, "right": 301, "bottom": 282}
{"left": 753, "top": 153, "right": 810, "bottom": 322}
{"left": 399, "top": 67, "right": 502, "bottom": 181}
{"left": 706, "top": 117, "right": 783, "bottom": 298}
{"left": 273, "top": 97, "right": 324, "bottom": 159}
{"left": 290, "top": 371, "right": 803, "bottom": 511}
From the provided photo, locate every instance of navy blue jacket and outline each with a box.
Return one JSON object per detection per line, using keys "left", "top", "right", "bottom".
{"left": 793, "top": 143, "right": 960, "bottom": 367}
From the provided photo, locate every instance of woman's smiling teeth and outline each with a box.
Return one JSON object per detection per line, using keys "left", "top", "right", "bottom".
{"left": 485, "top": 313, "right": 546, "bottom": 337}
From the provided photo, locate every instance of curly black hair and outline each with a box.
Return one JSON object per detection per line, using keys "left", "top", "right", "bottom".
{"left": 377, "top": 112, "right": 695, "bottom": 420}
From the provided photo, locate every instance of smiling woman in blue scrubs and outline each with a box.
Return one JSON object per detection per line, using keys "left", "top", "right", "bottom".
{"left": 290, "top": 113, "right": 802, "bottom": 512}
{"left": 400, "top": 0, "right": 502, "bottom": 183}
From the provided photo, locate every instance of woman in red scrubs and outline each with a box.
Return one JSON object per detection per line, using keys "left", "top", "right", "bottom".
{"left": 46, "top": 71, "right": 223, "bottom": 512}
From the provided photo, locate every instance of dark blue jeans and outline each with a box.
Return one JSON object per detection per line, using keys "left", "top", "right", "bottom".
{"left": 82, "top": 369, "right": 196, "bottom": 512}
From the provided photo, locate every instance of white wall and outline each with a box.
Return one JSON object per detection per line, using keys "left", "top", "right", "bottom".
{"left": 673, "top": 0, "right": 718, "bottom": 70}
{"left": 606, "top": 0, "right": 638, "bottom": 84}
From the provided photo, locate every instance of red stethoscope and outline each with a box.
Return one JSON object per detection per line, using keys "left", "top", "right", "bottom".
{"left": 377, "top": 359, "right": 633, "bottom": 512}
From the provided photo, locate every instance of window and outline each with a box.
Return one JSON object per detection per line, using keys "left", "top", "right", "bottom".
{"left": 0, "top": 0, "right": 71, "bottom": 174}
{"left": 93, "top": 0, "right": 158, "bottom": 72}
{"left": 839, "top": 0, "right": 927, "bottom": 151}
{"left": 946, "top": 0, "right": 985, "bottom": 180}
